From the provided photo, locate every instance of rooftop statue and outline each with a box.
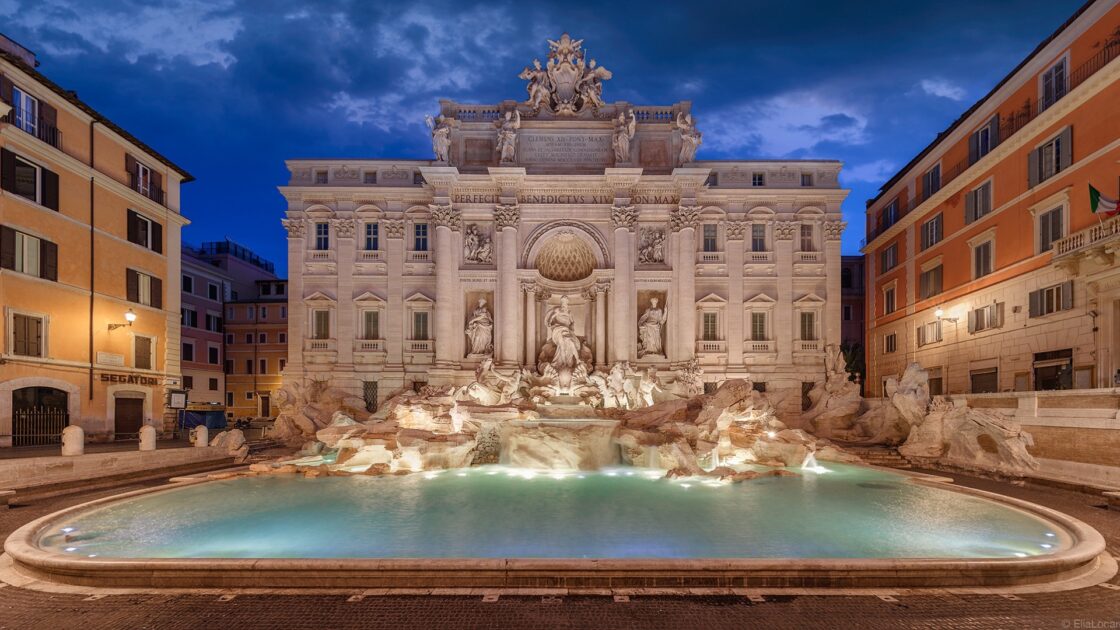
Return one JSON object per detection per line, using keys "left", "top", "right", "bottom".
{"left": 424, "top": 114, "right": 451, "bottom": 163}
{"left": 519, "top": 33, "right": 612, "bottom": 116}
{"left": 495, "top": 110, "right": 521, "bottom": 163}
{"left": 677, "top": 112, "right": 703, "bottom": 165}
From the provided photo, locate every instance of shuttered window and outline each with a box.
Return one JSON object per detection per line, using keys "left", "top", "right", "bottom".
{"left": 968, "top": 303, "right": 1005, "bottom": 333}
{"left": 1028, "top": 281, "right": 1073, "bottom": 318}
{"left": 0, "top": 225, "right": 57, "bottom": 281}
{"left": 1041, "top": 58, "right": 1067, "bottom": 110}
{"left": 919, "top": 265, "right": 943, "bottom": 300}
{"left": 209, "top": 346, "right": 219, "bottom": 364}
{"left": 880, "top": 243, "right": 897, "bottom": 272}
{"left": 182, "top": 342, "right": 195, "bottom": 362}
{"left": 884, "top": 333, "right": 896, "bottom": 354}
{"left": 135, "top": 336, "right": 153, "bottom": 370}
{"left": 884, "top": 287, "right": 896, "bottom": 314}
{"left": 917, "top": 320, "right": 942, "bottom": 347}
{"left": 968, "top": 115, "right": 1000, "bottom": 165}
{"left": 126, "top": 210, "right": 163, "bottom": 253}
{"left": 973, "top": 241, "right": 993, "bottom": 278}
{"left": 1038, "top": 207, "right": 1063, "bottom": 253}
{"left": 921, "top": 164, "right": 941, "bottom": 199}
{"left": 920, "top": 214, "right": 943, "bottom": 250}
{"left": 1028, "top": 128, "right": 1072, "bottom": 188}
{"left": 12, "top": 313, "right": 44, "bottom": 357}
{"left": 0, "top": 149, "right": 58, "bottom": 210}
{"left": 965, "top": 181, "right": 993, "bottom": 224}
{"left": 126, "top": 269, "right": 162, "bottom": 308}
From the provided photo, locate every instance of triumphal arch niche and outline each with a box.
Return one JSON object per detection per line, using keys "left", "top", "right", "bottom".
{"left": 281, "top": 32, "right": 848, "bottom": 414}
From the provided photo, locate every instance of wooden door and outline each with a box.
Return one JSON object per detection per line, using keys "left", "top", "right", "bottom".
{"left": 114, "top": 397, "right": 144, "bottom": 437}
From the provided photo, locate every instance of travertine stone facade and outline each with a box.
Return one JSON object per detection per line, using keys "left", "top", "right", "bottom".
{"left": 280, "top": 35, "right": 848, "bottom": 415}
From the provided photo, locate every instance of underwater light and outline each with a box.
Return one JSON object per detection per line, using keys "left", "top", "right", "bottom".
{"left": 766, "top": 431, "right": 777, "bottom": 439}
{"left": 1013, "top": 552, "right": 1028, "bottom": 558}
{"left": 61, "top": 527, "right": 74, "bottom": 534}
{"left": 64, "top": 547, "right": 77, "bottom": 552}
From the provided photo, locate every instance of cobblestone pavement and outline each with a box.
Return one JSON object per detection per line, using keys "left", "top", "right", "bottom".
{"left": 1, "top": 470, "right": 1118, "bottom": 630}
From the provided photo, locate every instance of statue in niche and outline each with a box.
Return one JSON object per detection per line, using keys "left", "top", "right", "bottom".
{"left": 425, "top": 114, "right": 451, "bottom": 163}
{"left": 676, "top": 112, "right": 703, "bottom": 165}
{"left": 537, "top": 295, "right": 594, "bottom": 393}
{"left": 518, "top": 59, "right": 551, "bottom": 112}
{"left": 613, "top": 110, "right": 636, "bottom": 163}
{"left": 465, "top": 298, "right": 494, "bottom": 356}
{"left": 637, "top": 297, "right": 667, "bottom": 358}
{"left": 495, "top": 110, "right": 521, "bottom": 164}
{"left": 463, "top": 224, "right": 493, "bottom": 264}
{"left": 638, "top": 229, "right": 665, "bottom": 264}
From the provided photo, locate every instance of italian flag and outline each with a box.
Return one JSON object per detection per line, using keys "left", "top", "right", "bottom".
{"left": 1089, "top": 184, "right": 1119, "bottom": 217}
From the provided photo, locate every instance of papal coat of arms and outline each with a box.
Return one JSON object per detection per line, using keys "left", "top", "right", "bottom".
{"left": 518, "top": 33, "right": 612, "bottom": 116}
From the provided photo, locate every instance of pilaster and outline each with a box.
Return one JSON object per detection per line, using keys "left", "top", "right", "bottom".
{"left": 495, "top": 203, "right": 521, "bottom": 366}
{"left": 281, "top": 218, "right": 306, "bottom": 380}
{"left": 725, "top": 220, "right": 747, "bottom": 367}
{"left": 671, "top": 204, "right": 701, "bottom": 363}
{"left": 383, "top": 217, "right": 406, "bottom": 368}
{"left": 774, "top": 221, "right": 796, "bottom": 364}
{"left": 823, "top": 220, "right": 845, "bottom": 348}
{"left": 610, "top": 205, "right": 638, "bottom": 362}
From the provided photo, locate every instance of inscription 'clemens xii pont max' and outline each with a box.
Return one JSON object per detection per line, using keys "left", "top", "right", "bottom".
{"left": 519, "top": 133, "right": 612, "bottom": 165}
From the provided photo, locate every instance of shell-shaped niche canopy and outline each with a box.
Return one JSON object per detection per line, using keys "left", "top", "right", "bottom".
{"left": 535, "top": 231, "right": 597, "bottom": 282}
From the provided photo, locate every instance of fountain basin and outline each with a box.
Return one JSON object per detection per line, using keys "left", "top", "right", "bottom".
{"left": 3, "top": 464, "right": 1112, "bottom": 591}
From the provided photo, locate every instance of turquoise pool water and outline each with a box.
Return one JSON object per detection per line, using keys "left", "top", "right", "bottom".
{"left": 38, "top": 464, "right": 1063, "bottom": 560}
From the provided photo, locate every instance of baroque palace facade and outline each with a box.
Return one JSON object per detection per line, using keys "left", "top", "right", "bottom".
{"left": 281, "top": 34, "right": 847, "bottom": 415}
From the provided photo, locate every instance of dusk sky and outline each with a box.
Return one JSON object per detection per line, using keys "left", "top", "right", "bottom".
{"left": 0, "top": 0, "right": 1085, "bottom": 272}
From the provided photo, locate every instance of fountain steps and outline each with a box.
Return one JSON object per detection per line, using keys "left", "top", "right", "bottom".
{"left": 843, "top": 447, "right": 912, "bottom": 469}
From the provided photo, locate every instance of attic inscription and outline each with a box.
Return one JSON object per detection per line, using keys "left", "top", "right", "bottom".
{"left": 519, "top": 133, "right": 612, "bottom": 164}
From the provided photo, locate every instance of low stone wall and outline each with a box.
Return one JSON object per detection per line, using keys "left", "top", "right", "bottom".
{"left": 949, "top": 388, "right": 1120, "bottom": 487}
{"left": 0, "top": 447, "right": 234, "bottom": 493}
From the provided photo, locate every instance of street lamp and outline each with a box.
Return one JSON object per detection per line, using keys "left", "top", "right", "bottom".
{"left": 934, "top": 306, "right": 958, "bottom": 323}
{"left": 108, "top": 309, "right": 137, "bottom": 331}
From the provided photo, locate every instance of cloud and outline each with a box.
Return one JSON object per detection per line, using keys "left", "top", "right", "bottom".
{"left": 842, "top": 159, "right": 898, "bottom": 184}
{"left": 919, "top": 78, "right": 966, "bottom": 101}
{"left": 1, "top": 0, "right": 242, "bottom": 67}
{"left": 702, "top": 90, "right": 869, "bottom": 157}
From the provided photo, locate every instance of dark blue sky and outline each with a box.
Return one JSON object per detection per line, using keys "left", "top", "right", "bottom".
{"left": 0, "top": 0, "right": 1085, "bottom": 273}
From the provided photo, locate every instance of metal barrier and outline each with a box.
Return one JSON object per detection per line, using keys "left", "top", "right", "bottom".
{"left": 11, "top": 407, "right": 68, "bottom": 447}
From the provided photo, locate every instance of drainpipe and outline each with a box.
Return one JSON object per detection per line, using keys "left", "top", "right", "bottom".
{"left": 88, "top": 120, "right": 97, "bottom": 400}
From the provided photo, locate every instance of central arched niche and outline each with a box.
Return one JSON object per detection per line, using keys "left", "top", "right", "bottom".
{"left": 535, "top": 230, "right": 597, "bottom": 282}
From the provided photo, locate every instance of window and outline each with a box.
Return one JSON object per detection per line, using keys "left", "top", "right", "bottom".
{"left": 13, "top": 230, "right": 40, "bottom": 276}
{"left": 245, "top": 391, "right": 254, "bottom": 400}
{"left": 841, "top": 267, "right": 853, "bottom": 289}
{"left": 842, "top": 304, "right": 852, "bottom": 321}
{"left": 205, "top": 313, "right": 221, "bottom": 332}
{"left": 751, "top": 224, "right": 766, "bottom": 251}
{"left": 884, "top": 287, "right": 896, "bottom": 314}
{"left": 882, "top": 199, "right": 899, "bottom": 228}
{"left": 928, "top": 367, "right": 944, "bottom": 396}
{"left": 182, "top": 342, "right": 194, "bottom": 362}
{"left": 880, "top": 243, "right": 897, "bottom": 272}
{"left": 800, "top": 173, "right": 813, "bottom": 187}
{"left": 11, "top": 313, "right": 44, "bottom": 357}
{"left": 968, "top": 303, "right": 1004, "bottom": 333}
{"left": 970, "top": 368, "right": 999, "bottom": 394}
{"left": 259, "top": 359, "right": 267, "bottom": 374}
{"left": 750, "top": 312, "right": 767, "bottom": 340}
{"left": 8, "top": 153, "right": 39, "bottom": 203}
{"left": 365, "top": 223, "right": 379, "bottom": 250}
{"left": 279, "top": 332, "right": 287, "bottom": 343}
{"left": 922, "top": 164, "right": 941, "bottom": 199}
{"left": 209, "top": 378, "right": 218, "bottom": 391}
{"left": 314, "top": 169, "right": 328, "bottom": 184}
{"left": 11, "top": 86, "right": 38, "bottom": 136}
{"left": 363, "top": 171, "right": 377, "bottom": 184}
{"left": 965, "top": 181, "right": 992, "bottom": 223}
{"left": 246, "top": 307, "right": 254, "bottom": 319}
{"left": 314, "top": 222, "right": 330, "bottom": 250}
{"left": 280, "top": 306, "right": 287, "bottom": 319}
{"left": 751, "top": 172, "right": 765, "bottom": 186}
{"left": 245, "top": 359, "right": 253, "bottom": 374}
{"left": 917, "top": 320, "right": 943, "bottom": 346}
{"left": 277, "top": 284, "right": 285, "bottom": 295}
{"left": 799, "top": 312, "right": 816, "bottom": 341}
{"left": 126, "top": 269, "right": 161, "bottom": 308}
{"left": 126, "top": 210, "right": 161, "bottom": 252}
{"left": 364, "top": 310, "right": 380, "bottom": 340}
{"left": 134, "top": 335, "right": 153, "bottom": 370}
{"left": 1029, "top": 281, "right": 1073, "bottom": 318}
{"left": 280, "top": 359, "right": 286, "bottom": 372}
{"left": 227, "top": 306, "right": 235, "bottom": 320}
{"left": 800, "top": 224, "right": 814, "bottom": 251}
{"left": 1038, "top": 207, "right": 1064, "bottom": 253}
{"left": 258, "top": 333, "right": 267, "bottom": 343}
{"left": 208, "top": 346, "right": 219, "bottom": 364}
{"left": 182, "top": 275, "right": 194, "bottom": 294}
{"left": 969, "top": 115, "right": 1000, "bottom": 164}
{"left": 260, "top": 306, "right": 268, "bottom": 319}
{"left": 3, "top": 227, "right": 58, "bottom": 281}
{"left": 919, "top": 265, "right": 943, "bottom": 300}
{"left": 1041, "top": 57, "right": 1067, "bottom": 110}
{"left": 921, "top": 214, "right": 943, "bottom": 250}
{"left": 226, "top": 392, "right": 234, "bottom": 407}
{"left": 884, "top": 333, "right": 897, "bottom": 354}
{"left": 313, "top": 310, "right": 331, "bottom": 339}
{"left": 225, "top": 333, "right": 234, "bottom": 344}
{"left": 413, "top": 311, "right": 429, "bottom": 340}
{"left": 135, "top": 162, "right": 152, "bottom": 197}
{"left": 702, "top": 224, "right": 718, "bottom": 252}
{"left": 702, "top": 312, "right": 718, "bottom": 341}
{"left": 1030, "top": 129, "right": 1072, "bottom": 188}
{"left": 224, "top": 359, "right": 233, "bottom": 374}
{"left": 413, "top": 172, "right": 425, "bottom": 185}
{"left": 208, "top": 283, "right": 219, "bottom": 301}
{"left": 363, "top": 381, "right": 378, "bottom": 413}
{"left": 183, "top": 375, "right": 193, "bottom": 389}
{"left": 973, "top": 241, "right": 993, "bottom": 278}
{"left": 245, "top": 333, "right": 253, "bottom": 344}
{"left": 261, "top": 283, "right": 272, "bottom": 296}
{"left": 413, "top": 222, "right": 429, "bottom": 251}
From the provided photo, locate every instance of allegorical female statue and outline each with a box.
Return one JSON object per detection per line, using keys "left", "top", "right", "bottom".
{"left": 465, "top": 298, "right": 493, "bottom": 356}
{"left": 613, "top": 109, "right": 636, "bottom": 163}
{"left": 537, "top": 295, "right": 593, "bottom": 391}
{"left": 495, "top": 110, "right": 521, "bottom": 164}
{"left": 637, "top": 297, "right": 667, "bottom": 357}
{"left": 425, "top": 114, "right": 451, "bottom": 163}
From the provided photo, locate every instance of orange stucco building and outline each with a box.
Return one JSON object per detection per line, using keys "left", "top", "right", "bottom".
{"left": 0, "top": 35, "right": 192, "bottom": 446}
{"left": 864, "top": 0, "right": 1120, "bottom": 398}
{"left": 224, "top": 279, "right": 288, "bottom": 420}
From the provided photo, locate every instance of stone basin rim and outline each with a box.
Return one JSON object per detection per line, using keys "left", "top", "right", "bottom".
{"left": 3, "top": 466, "right": 1112, "bottom": 591}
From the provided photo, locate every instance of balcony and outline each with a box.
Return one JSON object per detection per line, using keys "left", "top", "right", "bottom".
{"left": 304, "top": 338, "right": 337, "bottom": 352}
{"left": 407, "top": 250, "right": 432, "bottom": 263}
{"left": 357, "top": 250, "right": 384, "bottom": 262}
{"left": 795, "top": 340, "right": 822, "bottom": 353}
{"left": 696, "top": 339, "right": 727, "bottom": 354}
{"left": 744, "top": 340, "right": 775, "bottom": 353}
{"left": 1052, "top": 213, "right": 1120, "bottom": 267}
{"left": 866, "top": 38, "right": 1120, "bottom": 245}
{"left": 745, "top": 251, "right": 773, "bottom": 263}
{"left": 697, "top": 251, "right": 725, "bottom": 264}
{"left": 354, "top": 339, "right": 385, "bottom": 353}
{"left": 795, "top": 251, "right": 821, "bottom": 263}
{"left": 2, "top": 105, "right": 62, "bottom": 150}
{"left": 407, "top": 339, "right": 434, "bottom": 353}
{"left": 307, "top": 250, "right": 336, "bottom": 262}
{"left": 129, "top": 172, "right": 166, "bottom": 206}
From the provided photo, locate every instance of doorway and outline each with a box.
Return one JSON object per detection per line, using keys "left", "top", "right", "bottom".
{"left": 114, "top": 396, "right": 144, "bottom": 438}
{"left": 259, "top": 394, "right": 271, "bottom": 418}
{"left": 12, "top": 387, "right": 69, "bottom": 446}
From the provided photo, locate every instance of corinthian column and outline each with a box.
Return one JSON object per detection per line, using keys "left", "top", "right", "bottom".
{"left": 672, "top": 205, "right": 701, "bottom": 362}
{"left": 495, "top": 203, "right": 521, "bottom": 366}
{"left": 430, "top": 204, "right": 461, "bottom": 367}
{"left": 774, "top": 221, "right": 796, "bottom": 364}
{"left": 609, "top": 205, "right": 637, "bottom": 362}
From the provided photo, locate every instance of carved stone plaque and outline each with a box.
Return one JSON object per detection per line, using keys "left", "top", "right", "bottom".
{"left": 519, "top": 132, "right": 612, "bottom": 166}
